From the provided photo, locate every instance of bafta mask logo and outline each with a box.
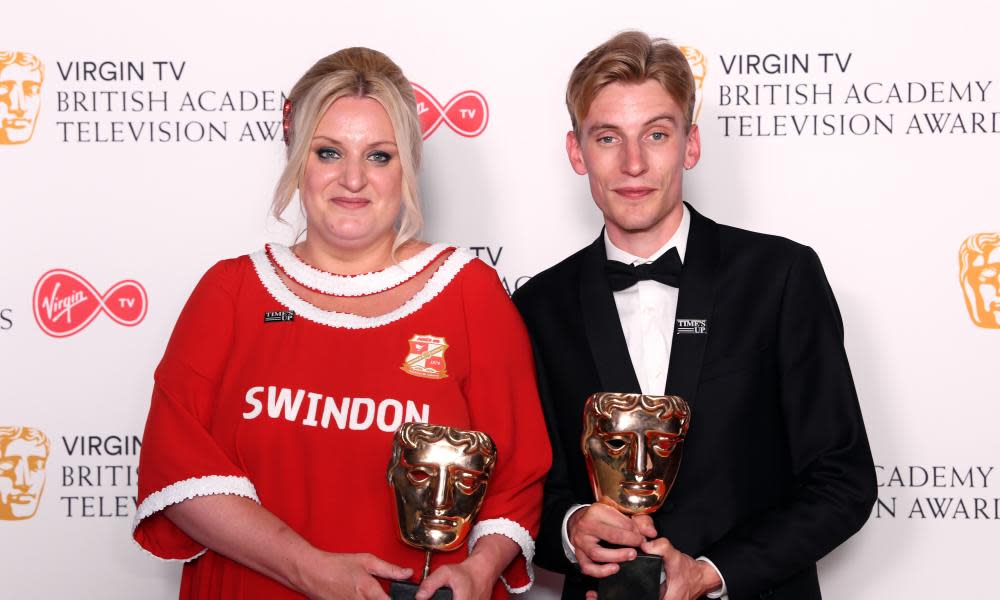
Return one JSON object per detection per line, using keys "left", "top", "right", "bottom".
{"left": 581, "top": 393, "right": 690, "bottom": 515}
{"left": 387, "top": 423, "right": 496, "bottom": 551}
{"left": 959, "top": 232, "right": 1000, "bottom": 329}
{"left": 0, "top": 426, "right": 50, "bottom": 521}
{"left": 0, "top": 51, "right": 44, "bottom": 145}
{"left": 680, "top": 46, "right": 706, "bottom": 124}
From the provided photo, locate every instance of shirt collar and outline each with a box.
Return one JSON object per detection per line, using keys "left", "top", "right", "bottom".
{"left": 604, "top": 204, "right": 690, "bottom": 266}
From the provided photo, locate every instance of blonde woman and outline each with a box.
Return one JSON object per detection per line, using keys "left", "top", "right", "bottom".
{"left": 133, "top": 48, "right": 550, "bottom": 600}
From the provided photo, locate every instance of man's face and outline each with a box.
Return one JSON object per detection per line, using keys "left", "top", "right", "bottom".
{"left": 388, "top": 438, "right": 491, "bottom": 551}
{"left": 567, "top": 79, "right": 700, "bottom": 244}
{"left": 0, "top": 63, "right": 43, "bottom": 144}
{"left": 967, "top": 247, "right": 1000, "bottom": 327}
{"left": 0, "top": 438, "right": 48, "bottom": 520}
{"left": 583, "top": 401, "right": 686, "bottom": 515}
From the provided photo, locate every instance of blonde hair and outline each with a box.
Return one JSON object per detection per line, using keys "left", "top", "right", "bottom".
{"left": 273, "top": 47, "right": 423, "bottom": 253}
{"left": 566, "top": 31, "right": 696, "bottom": 135}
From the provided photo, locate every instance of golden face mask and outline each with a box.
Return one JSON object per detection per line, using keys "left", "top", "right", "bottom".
{"left": 387, "top": 423, "right": 496, "bottom": 551}
{"left": 581, "top": 393, "right": 690, "bottom": 515}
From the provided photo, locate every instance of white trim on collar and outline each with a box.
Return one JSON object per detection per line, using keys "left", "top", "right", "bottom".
{"left": 250, "top": 247, "right": 475, "bottom": 329}
{"left": 267, "top": 242, "right": 452, "bottom": 297}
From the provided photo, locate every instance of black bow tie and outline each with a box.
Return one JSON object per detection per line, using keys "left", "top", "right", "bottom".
{"left": 605, "top": 247, "right": 682, "bottom": 291}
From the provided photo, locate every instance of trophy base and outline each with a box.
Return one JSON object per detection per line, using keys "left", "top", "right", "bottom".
{"left": 389, "top": 580, "right": 453, "bottom": 600}
{"left": 597, "top": 552, "right": 662, "bottom": 600}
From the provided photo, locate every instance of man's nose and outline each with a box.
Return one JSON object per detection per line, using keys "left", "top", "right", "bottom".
{"left": 621, "top": 140, "right": 648, "bottom": 177}
{"left": 13, "top": 461, "right": 29, "bottom": 489}
{"left": 432, "top": 473, "right": 453, "bottom": 510}
{"left": 629, "top": 441, "right": 651, "bottom": 477}
{"left": 8, "top": 85, "right": 26, "bottom": 116}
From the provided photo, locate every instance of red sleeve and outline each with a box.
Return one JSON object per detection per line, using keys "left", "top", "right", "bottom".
{"left": 460, "top": 260, "right": 552, "bottom": 593}
{"left": 132, "top": 258, "right": 258, "bottom": 561}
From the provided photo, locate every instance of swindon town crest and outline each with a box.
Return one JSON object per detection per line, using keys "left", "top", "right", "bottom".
{"left": 401, "top": 334, "right": 449, "bottom": 379}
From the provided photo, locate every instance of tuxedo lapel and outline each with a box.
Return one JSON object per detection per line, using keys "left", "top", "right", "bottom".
{"left": 665, "top": 203, "right": 720, "bottom": 406}
{"left": 579, "top": 235, "right": 642, "bottom": 394}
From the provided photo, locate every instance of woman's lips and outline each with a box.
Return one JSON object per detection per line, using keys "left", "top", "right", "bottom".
{"left": 330, "top": 196, "right": 370, "bottom": 209}
{"left": 613, "top": 187, "right": 656, "bottom": 199}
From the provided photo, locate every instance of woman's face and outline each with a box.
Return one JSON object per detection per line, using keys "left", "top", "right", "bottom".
{"left": 300, "top": 96, "right": 403, "bottom": 253}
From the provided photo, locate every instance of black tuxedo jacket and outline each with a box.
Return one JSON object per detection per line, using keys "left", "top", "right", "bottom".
{"left": 512, "top": 204, "right": 876, "bottom": 600}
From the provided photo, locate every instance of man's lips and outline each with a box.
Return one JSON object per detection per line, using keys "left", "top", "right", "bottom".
{"left": 330, "top": 196, "right": 370, "bottom": 209}
{"left": 421, "top": 515, "right": 459, "bottom": 530}
{"left": 613, "top": 187, "right": 656, "bottom": 200}
{"left": 9, "top": 493, "right": 36, "bottom": 505}
{"left": 2, "top": 118, "right": 30, "bottom": 129}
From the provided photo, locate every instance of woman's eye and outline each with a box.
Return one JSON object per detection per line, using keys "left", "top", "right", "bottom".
{"left": 368, "top": 151, "right": 392, "bottom": 164}
{"left": 316, "top": 148, "right": 339, "bottom": 160}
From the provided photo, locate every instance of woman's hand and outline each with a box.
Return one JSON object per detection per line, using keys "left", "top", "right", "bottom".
{"left": 415, "top": 533, "right": 520, "bottom": 600}
{"left": 297, "top": 551, "right": 412, "bottom": 600}
{"left": 414, "top": 553, "right": 494, "bottom": 600}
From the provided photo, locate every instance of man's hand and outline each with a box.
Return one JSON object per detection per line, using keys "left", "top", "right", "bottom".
{"left": 641, "top": 538, "right": 721, "bottom": 600}
{"left": 568, "top": 502, "right": 649, "bottom": 578}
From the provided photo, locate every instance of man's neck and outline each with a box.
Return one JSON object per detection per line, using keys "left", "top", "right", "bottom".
{"left": 605, "top": 204, "right": 685, "bottom": 259}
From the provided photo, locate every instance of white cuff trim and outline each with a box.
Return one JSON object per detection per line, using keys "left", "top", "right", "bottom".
{"left": 695, "top": 556, "right": 728, "bottom": 599}
{"left": 131, "top": 475, "right": 259, "bottom": 563}
{"left": 468, "top": 517, "right": 536, "bottom": 594}
{"left": 561, "top": 504, "right": 588, "bottom": 564}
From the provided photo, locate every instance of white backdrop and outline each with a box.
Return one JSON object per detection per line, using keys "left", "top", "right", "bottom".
{"left": 3, "top": 1, "right": 999, "bottom": 598}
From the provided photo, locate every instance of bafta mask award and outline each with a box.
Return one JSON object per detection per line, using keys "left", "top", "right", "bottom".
{"left": 387, "top": 422, "right": 497, "bottom": 600}
{"left": 581, "top": 393, "right": 691, "bottom": 600}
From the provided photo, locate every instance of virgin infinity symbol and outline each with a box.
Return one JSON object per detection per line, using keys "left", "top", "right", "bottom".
{"left": 411, "top": 83, "right": 489, "bottom": 139}
{"left": 32, "top": 269, "right": 148, "bottom": 338}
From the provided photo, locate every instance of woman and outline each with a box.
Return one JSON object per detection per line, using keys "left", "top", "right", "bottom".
{"left": 132, "top": 47, "right": 550, "bottom": 600}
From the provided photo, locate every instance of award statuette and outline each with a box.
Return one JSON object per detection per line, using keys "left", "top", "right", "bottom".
{"left": 387, "top": 423, "right": 497, "bottom": 600}
{"left": 581, "top": 393, "right": 691, "bottom": 600}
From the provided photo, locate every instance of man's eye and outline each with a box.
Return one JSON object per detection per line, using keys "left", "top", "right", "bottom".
{"left": 407, "top": 468, "right": 432, "bottom": 484}
{"left": 456, "top": 474, "right": 482, "bottom": 493}
{"left": 597, "top": 135, "right": 616, "bottom": 144}
{"left": 650, "top": 131, "right": 667, "bottom": 141}
{"left": 25, "top": 83, "right": 41, "bottom": 96}
{"left": 603, "top": 437, "right": 628, "bottom": 453}
{"left": 980, "top": 268, "right": 998, "bottom": 282}
{"left": 0, "top": 83, "right": 11, "bottom": 95}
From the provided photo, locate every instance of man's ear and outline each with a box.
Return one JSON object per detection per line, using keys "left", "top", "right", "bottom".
{"left": 567, "top": 130, "right": 588, "bottom": 175}
{"left": 684, "top": 124, "right": 701, "bottom": 170}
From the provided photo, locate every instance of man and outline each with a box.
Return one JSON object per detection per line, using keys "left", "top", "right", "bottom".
{"left": 512, "top": 31, "right": 876, "bottom": 600}
{"left": 0, "top": 51, "right": 44, "bottom": 145}
{"left": 959, "top": 232, "right": 1000, "bottom": 328}
{"left": 0, "top": 426, "right": 50, "bottom": 520}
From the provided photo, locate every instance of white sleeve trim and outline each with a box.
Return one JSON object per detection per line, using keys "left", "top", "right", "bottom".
{"left": 131, "top": 475, "right": 260, "bottom": 563}
{"left": 467, "top": 517, "right": 536, "bottom": 594}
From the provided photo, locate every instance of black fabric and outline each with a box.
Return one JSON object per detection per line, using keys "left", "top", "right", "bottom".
{"left": 604, "top": 246, "right": 682, "bottom": 291}
{"left": 512, "top": 203, "right": 876, "bottom": 600}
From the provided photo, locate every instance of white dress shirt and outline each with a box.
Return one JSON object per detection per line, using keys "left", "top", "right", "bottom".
{"left": 560, "top": 205, "right": 728, "bottom": 598}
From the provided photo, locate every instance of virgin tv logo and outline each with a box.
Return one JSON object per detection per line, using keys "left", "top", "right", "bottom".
{"left": 411, "top": 83, "right": 488, "bottom": 139}
{"left": 32, "top": 269, "right": 147, "bottom": 338}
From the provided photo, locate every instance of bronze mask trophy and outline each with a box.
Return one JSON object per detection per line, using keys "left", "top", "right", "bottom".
{"left": 387, "top": 422, "right": 497, "bottom": 600}
{"left": 581, "top": 392, "right": 691, "bottom": 600}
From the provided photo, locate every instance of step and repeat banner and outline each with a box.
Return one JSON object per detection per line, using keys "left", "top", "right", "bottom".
{"left": 2, "top": 1, "right": 998, "bottom": 598}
